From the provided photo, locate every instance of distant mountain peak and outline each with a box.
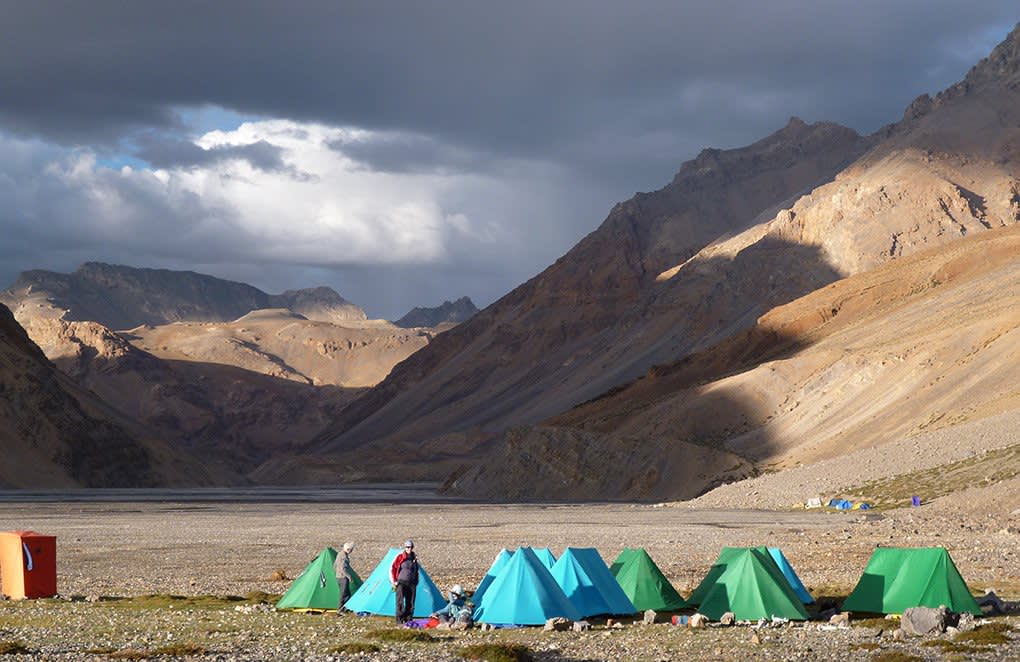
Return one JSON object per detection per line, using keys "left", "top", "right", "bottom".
{"left": 393, "top": 297, "right": 478, "bottom": 328}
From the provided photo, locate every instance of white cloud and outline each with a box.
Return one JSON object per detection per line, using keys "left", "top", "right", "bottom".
{"left": 0, "top": 120, "right": 617, "bottom": 316}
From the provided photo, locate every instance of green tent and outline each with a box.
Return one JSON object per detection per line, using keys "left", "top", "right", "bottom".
{"left": 609, "top": 548, "right": 637, "bottom": 578}
{"left": 689, "top": 547, "right": 809, "bottom": 621}
{"left": 612, "top": 548, "right": 687, "bottom": 611}
{"left": 277, "top": 547, "right": 362, "bottom": 611}
{"left": 842, "top": 547, "right": 981, "bottom": 615}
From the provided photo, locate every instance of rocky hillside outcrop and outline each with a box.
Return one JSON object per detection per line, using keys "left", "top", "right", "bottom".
{"left": 19, "top": 315, "right": 359, "bottom": 475}
{"left": 0, "top": 262, "right": 366, "bottom": 329}
{"left": 0, "top": 304, "right": 211, "bottom": 487}
{"left": 393, "top": 297, "right": 478, "bottom": 328}
{"left": 447, "top": 224, "right": 1020, "bottom": 499}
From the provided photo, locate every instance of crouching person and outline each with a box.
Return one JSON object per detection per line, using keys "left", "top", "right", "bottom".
{"left": 432, "top": 584, "right": 472, "bottom": 629}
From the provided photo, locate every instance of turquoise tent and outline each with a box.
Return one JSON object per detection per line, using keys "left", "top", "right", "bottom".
{"left": 344, "top": 548, "right": 446, "bottom": 617}
{"left": 534, "top": 547, "right": 557, "bottom": 569}
{"left": 473, "top": 548, "right": 511, "bottom": 604}
{"left": 550, "top": 547, "right": 636, "bottom": 617}
{"left": 474, "top": 547, "right": 581, "bottom": 625}
{"left": 276, "top": 547, "right": 341, "bottom": 611}
{"left": 767, "top": 548, "right": 813, "bottom": 604}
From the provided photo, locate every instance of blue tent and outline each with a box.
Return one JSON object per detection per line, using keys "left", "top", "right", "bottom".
{"left": 344, "top": 548, "right": 446, "bottom": 617}
{"left": 550, "top": 547, "right": 636, "bottom": 617}
{"left": 767, "top": 547, "right": 814, "bottom": 604}
{"left": 473, "top": 548, "right": 511, "bottom": 604}
{"left": 473, "top": 547, "right": 581, "bottom": 625}
{"left": 534, "top": 547, "right": 557, "bottom": 569}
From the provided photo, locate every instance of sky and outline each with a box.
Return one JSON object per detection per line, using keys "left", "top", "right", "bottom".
{"left": 0, "top": 2, "right": 1016, "bottom": 319}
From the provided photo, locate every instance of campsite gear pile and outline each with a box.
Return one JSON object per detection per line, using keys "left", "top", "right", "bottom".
{"left": 275, "top": 543, "right": 987, "bottom": 629}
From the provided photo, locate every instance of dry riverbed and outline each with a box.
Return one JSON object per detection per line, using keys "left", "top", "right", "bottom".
{"left": 0, "top": 498, "right": 1018, "bottom": 660}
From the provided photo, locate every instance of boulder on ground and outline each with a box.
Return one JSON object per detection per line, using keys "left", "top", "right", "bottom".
{"left": 573, "top": 620, "right": 592, "bottom": 632}
{"left": 901, "top": 606, "right": 949, "bottom": 636}
{"left": 956, "top": 612, "right": 976, "bottom": 632}
{"left": 720, "top": 612, "right": 735, "bottom": 625}
{"left": 689, "top": 613, "right": 708, "bottom": 628}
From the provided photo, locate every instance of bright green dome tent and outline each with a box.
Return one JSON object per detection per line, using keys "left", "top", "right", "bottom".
{"left": 277, "top": 547, "right": 362, "bottom": 611}
{"left": 609, "top": 548, "right": 637, "bottom": 577}
{"left": 688, "top": 547, "right": 809, "bottom": 621}
{"left": 842, "top": 547, "right": 981, "bottom": 615}
{"left": 612, "top": 548, "right": 687, "bottom": 611}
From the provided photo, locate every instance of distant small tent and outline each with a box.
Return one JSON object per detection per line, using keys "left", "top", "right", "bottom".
{"left": 534, "top": 547, "right": 557, "bottom": 569}
{"left": 277, "top": 547, "right": 362, "bottom": 611}
{"left": 688, "top": 547, "right": 809, "bottom": 621}
{"left": 609, "top": 548, "right": 637, "bottom": 577}
{"left": 612, "top": 547, "right": 687, "bottom": 612}
{"left": 842, "top": 547, "right": 981, "bottom": 615}
{"left": 767, "top": 548, "right": 814, "bottom": 604}
{"left": 344, "top": 548, "right": 446, "bottom": 617}
{"left": 550, "top": 547, "right": 636, "bottom": 617}
{"left": 473, "top": 546, "right": 581, "bottom": 625}
{"left": 472, "top": 548, "right": 512, "bottom": 604}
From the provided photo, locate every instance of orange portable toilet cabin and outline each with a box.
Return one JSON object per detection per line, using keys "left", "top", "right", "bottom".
{"left": 0, "top": 531, "right": 57, "bottom": 599}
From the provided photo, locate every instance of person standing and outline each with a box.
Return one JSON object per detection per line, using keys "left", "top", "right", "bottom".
{"left": 337, "top": 542, "right": 355, "bottom": 611}
{"left": 389, "top": 539, "right": 419, "bottom": 624}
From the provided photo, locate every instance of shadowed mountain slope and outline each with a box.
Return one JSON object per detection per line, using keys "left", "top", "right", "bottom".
{"left": 0, "top": 303, "right": 214, "bottom": 487}
{"left": 296, "top": 23, "right": 1020, "bottom": 497}
{"left": 448, "top": 224, "right": 1020, "bottom": 499}
{"left": 316, "top": 118, "right": 872, "bottom": 457}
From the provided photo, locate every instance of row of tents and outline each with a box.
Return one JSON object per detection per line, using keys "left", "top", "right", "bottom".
{"left": 277, "top": 545, "right": 982, "bottom": 625}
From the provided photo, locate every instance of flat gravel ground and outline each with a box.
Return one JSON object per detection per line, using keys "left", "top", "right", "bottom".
{"left": 0, "top": 499, "right": 1018, "bottom": 660}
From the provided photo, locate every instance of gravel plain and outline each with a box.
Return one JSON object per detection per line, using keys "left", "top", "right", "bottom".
{"left": 0, "top": 494, "right": 1019, "bottom": 660}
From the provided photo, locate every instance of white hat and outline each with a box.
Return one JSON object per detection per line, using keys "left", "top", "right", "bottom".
{"left": 343, "top": 542, "right": 354, "bottom": 553}
{"left": 450, "top": 584, "right": 463, "bottom": 596}
{"left": 404, "top": 540, "right": 415, "bottom": 548}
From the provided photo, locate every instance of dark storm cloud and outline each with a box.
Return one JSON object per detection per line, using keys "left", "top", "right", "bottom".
{"left": 1, "top": 2, "right": 1018, "bottom": 318}
{"left": 133, "top": 135, "right": 288, "bottom": 172}
{"left": 1, "top": 1, "right": 1016, "bottom": 177}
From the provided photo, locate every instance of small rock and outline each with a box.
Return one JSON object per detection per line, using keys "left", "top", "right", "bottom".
{"left": 606, "top": 618, "right": 616, "bottom": 627}
{"left": 689, "top": 613, "right": 708, "bottom": 628}
{"left": 750, "top": 631, "right": 761, "bottom": 645}
{"left": 720, "top": 611, "right": 735, "bottom": 626}
{"left": 945, "top": 626, "right": 959, "bottom": 637}
{"left": 901, "top": 606, "right": 948, "bottom": 636}
{"left": 544, "top": 617, "right": 571, "bottom": 632}
{"left": 828, "top": 612, "right": 850, "bottom": 627}
{"left": 611, "top": 621, "right": 625, "bottom": 629}
{"left": 956, "top": 612, "right": 976, "bottom": 632}
{"left": 85, "top": 594, "right": 101, "bottom": 603}
{"left": 573, "top": 620, "right": 591, "bottom": 632}
{"left": 451, "top": 620, "right": 472, "bottom": 631}
{"left": 479, "top": 623, "right": 495, "bottom": 631}
{"left": 892, "top": 628, "right": 905, "bottom": 641}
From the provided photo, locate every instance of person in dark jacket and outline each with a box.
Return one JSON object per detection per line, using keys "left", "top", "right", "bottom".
{"left": 337, "top": 542, "right": 355, "bottom": 611}
{"left": 389, "top": 539, "right": 419, "bottom": 624}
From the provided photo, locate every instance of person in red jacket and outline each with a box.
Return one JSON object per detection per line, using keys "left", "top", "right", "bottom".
{"left": 389, "top": 539, "right": 419, "bottom": 624}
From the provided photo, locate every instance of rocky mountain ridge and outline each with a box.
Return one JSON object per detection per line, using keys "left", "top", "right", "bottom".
{"left": 393, "top": 296, "right": 478, "bottom": 328}
{"left": 0, "top": 262, "right": 367, "bottom": 329}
